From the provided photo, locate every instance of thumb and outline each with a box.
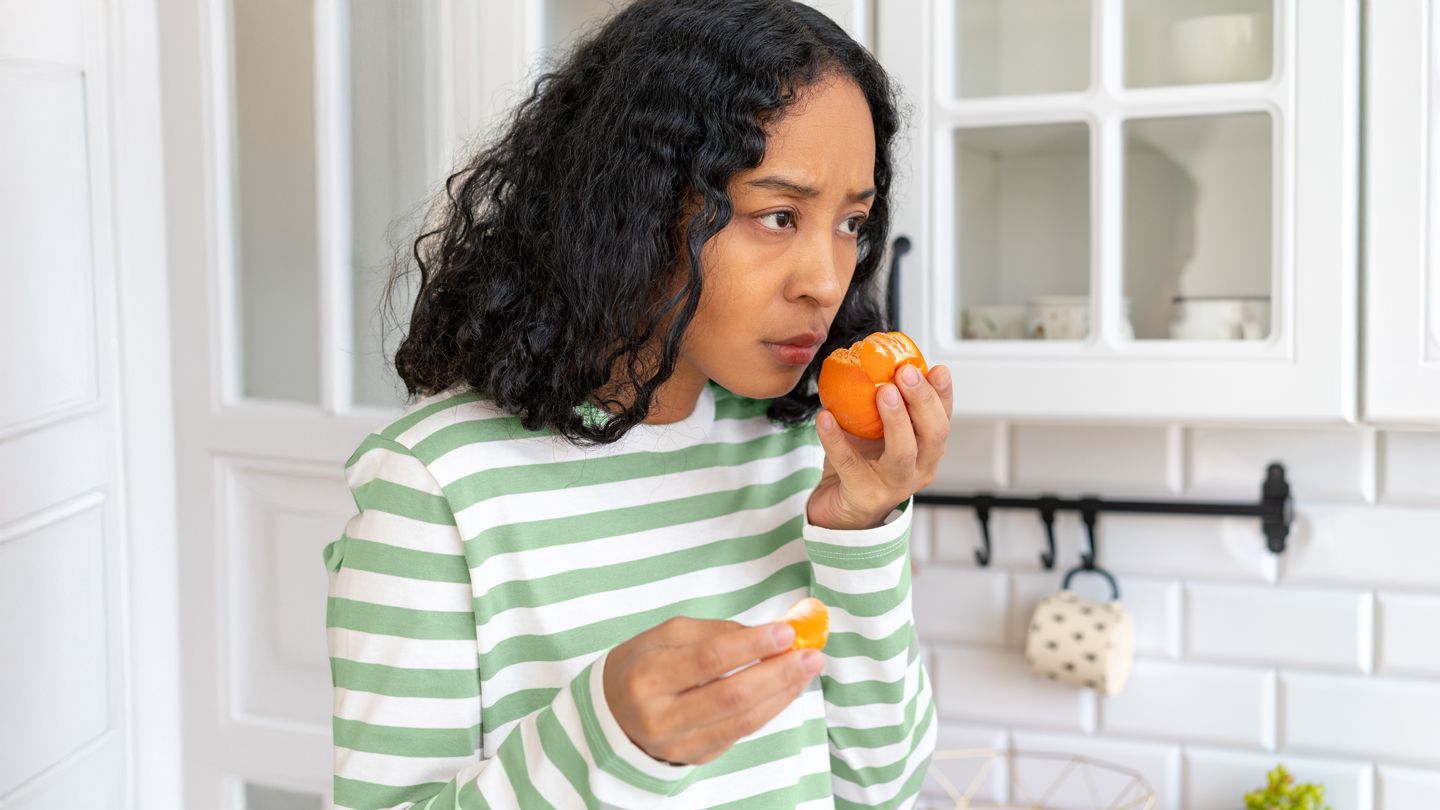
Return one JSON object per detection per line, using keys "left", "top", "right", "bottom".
{"left": 816, "top": 410, "right": 868, "bottom": 482}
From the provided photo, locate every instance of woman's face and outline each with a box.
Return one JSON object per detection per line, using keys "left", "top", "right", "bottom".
{"left": 679, "top": 74, "right": 878, "bottom": 402}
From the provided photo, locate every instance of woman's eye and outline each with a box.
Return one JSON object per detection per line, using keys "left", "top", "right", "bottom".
{"left": 841, "top": 215, "right": 867, "bottom": 236}
{"left": 759, "top": 211, "right": 795, "bottom": 230}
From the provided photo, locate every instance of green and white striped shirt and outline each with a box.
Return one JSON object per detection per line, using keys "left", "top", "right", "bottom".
{"left": 324, "top": 379, "right": 936, "bottom": 809}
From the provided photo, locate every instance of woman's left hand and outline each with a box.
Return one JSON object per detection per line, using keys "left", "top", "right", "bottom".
{"left": 807, "top": 364, "right": 953, "bottom": 531}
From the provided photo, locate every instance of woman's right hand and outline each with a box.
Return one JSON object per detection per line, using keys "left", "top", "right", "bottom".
{"left": 602, "top": 616, "right": 824, "bottom": 765}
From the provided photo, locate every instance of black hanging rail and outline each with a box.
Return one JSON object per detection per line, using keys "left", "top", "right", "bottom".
{"left": 916, "top": 463, "right": 1294, "bottom": 568}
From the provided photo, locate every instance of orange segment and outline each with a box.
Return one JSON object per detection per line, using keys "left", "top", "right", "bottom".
{"left": 780, "top": 597, "right": 829, "bottom": 651}
{"left": 859, "top": 332, "right": 927, "bottom": 383}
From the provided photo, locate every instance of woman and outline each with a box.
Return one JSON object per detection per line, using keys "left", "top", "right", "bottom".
{"left": 324, "top": 1, "right": 951, "bottom": 806}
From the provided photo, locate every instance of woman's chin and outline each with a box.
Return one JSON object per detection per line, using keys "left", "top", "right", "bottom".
{"left": 714, "top": 367, "right": 807, "bottom": 401}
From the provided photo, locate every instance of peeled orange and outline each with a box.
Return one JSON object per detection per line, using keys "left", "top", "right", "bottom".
{"left": 780, "top": 597, "right": 829, "bottom": 651}
{"left": 817, "top": 331, "right": 928, "bottom": 439}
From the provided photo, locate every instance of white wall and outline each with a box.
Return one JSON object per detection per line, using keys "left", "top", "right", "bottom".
{"left": 911, "top": 421, "right": 1440, "bottom": 809}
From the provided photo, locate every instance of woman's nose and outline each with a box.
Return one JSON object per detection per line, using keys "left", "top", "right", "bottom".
{"left": 789, "top": 235, "right": 848, "bottom": 307}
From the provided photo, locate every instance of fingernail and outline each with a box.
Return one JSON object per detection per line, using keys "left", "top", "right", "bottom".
{"left": 772, "top": 622, "right": 796, "bottom": 647}
{"left": 881, "top": 386, "right": 901, "bottom": 407}
{"left": 900, "top": 365, "right": 921, "bottom": 387}
{"left": 935, "top": 366, "right": 950, "bottom": 387}
{"left": 801, "top": 650, "right": 823, "bottom": 674}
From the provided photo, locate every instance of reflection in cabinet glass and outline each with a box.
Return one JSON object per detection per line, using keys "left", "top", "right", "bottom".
{"left": 953, "top": 123, "right": 1091, "bottom": 341}
{"left": 1125, "top": 0, "right": 1274, "bottom": 88}
{"left": 1124, "top": 113, "right": 1273, "bottom": 340}
{"left": 952, "top": 0, "right": 1092, "bottom": 98}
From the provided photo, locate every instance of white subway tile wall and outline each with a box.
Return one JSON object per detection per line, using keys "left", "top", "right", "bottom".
{"left": 931, "top": 645, "right": 1098, "bottom": 733}
{"left": 1187, "top": 427, "right": 1374, "bottom": 503}
{"left": 1184, "top": 747, "right": 1375, "bottom": 810}
{"left": 933, "top": 422, "right": 1006, "bottom": 489}
{"left": 1185, "top": 583, "right": 1373, "bottom": 673}
{"left": 1376, "top": 592, "right": 1440, "bottom": 676}
{"left": 1378, "top": 765, "right": 1440, "bottom": 809}
{"left": 912, "top": 565, "right": 1009, "bottom": 645}
{"left": 1102, "top": 660, "right": 1277, "bottom": 750}
{"left": 1282, "top": 672, "right": 1440, "bottom": 765}
{"left": 911, "top": 423, "right": 1440, "bottom": 809}
{"left": 1379, "top": 431, "right": 1440, "bottom": 505}
{"left": 1012, "top": 425, "right": 1174, "bottom": 497}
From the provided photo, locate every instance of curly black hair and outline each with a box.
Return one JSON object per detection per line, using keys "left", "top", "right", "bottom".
{"left": 385, "top": 0, "right": 907, "bottom": 445}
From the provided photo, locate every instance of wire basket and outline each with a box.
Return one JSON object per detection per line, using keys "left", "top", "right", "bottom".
{"left": 917, "top": 748, "right": 1158, "bottom": 810}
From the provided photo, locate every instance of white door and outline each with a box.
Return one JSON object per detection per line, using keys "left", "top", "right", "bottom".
{"left": 877, "top": 0, "right": 1359, "bottom": 423}
{"left": 158, "top": 2, "right": 473, "bottom": 803}
{"left": 154, "top": 1, "right": 875, "bottom": 805}
{"left": 0, "top": 0, "right": 174, "bottom": 807}
{"left": 1366, "top": 0, "right": 1440, "bottom": 425}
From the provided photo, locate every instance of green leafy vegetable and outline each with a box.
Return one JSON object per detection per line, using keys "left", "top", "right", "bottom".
{"left": 1243, "top": 764, "right": 1334, "bottom": 810}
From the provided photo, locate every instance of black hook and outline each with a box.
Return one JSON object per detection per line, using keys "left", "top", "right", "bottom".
{"left": 1079, "top": 496, "right": 1101, "bottom": 569}
{"left": 973, "top": 495, "right": 994, "bottom": 567}
{"left": 1037, "top": 495, "right": 1059, "bottom": 570}
{"left": 886, "top": 236, "right": 911, "bottom": 331}
{"left": 1065, "top": 497, "right": 1120, "bottom": 600}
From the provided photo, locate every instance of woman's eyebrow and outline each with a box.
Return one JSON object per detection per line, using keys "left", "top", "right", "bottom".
{"left": 745, "top": 175, "right": 876, "bottom": 203}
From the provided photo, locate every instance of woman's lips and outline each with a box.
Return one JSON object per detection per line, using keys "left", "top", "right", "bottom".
{"left": 764, "top": 341, "right": 820, "bottom": 366}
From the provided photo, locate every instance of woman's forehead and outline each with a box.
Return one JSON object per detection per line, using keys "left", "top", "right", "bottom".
{"left": 744, "top": 78, "right": 875, "bottom": 195}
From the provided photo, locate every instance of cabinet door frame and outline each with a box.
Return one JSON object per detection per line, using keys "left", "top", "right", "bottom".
{"left": 1365, "top": 0, "right": 1440, "bottom": 425}
{"left": 877, "top": 0, "right": 1359, "bottom": 423}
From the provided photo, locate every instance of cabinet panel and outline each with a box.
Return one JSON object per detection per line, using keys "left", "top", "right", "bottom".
{"left": 1365, "top": 0, "right": 1440, "bottom": 424}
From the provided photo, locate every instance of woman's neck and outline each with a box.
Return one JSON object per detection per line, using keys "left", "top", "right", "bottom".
{"left": 642, "top": 366, "right": 707, "bottom": 424}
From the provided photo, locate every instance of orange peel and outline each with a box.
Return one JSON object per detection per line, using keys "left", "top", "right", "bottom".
{"left": 817, "top": 331, "right": 928, "bottom": 439}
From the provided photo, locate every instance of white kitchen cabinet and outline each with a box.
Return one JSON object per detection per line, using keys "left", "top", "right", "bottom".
{"left": 877, "top": 0, "right": 1359, "bottom": 423}
{"left": 1366, "top": 0, "right": 1440, "bottom": 425}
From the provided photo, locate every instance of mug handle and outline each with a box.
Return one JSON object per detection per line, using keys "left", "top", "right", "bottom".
{"left": 1062, "top": 565, "right": 1121, "bottom": 601}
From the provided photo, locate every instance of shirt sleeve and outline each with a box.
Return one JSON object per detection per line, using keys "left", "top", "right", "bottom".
{"left": 324, "top": 434, "right": 696, "bottom": 809}
{"left": 802, "top": 495, "right": 938, "bottom": 810}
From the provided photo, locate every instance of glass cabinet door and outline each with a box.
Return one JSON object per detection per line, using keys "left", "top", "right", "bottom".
{"left": 879, "top": 0, "right": 1356, "bottom": 422}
